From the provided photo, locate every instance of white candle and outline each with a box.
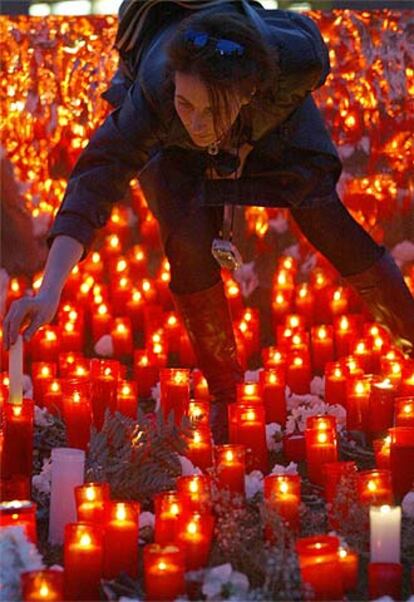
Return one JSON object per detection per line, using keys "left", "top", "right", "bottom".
{"left": 370, "top": 504, "right": 401, "bottom": 563}
{"left": 49, "top": 448, "right": 85, "bottom": 545}
{"left": 8, "top": 334, "right": 23, "bottom": 404}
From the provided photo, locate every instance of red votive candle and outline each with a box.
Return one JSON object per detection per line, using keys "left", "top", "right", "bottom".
{"left": 0, "top": 500, "right": 37, "bottom": 543}
{"left": 154, "top": 491, "right": 183, "bottom": 545}
{"left": 186, "top": 425, "right": 213, "bottom": 471}
{"left": 394, "top": 396, "right": 414, "bottom": 426}
{"left": 368, "top": 562, "right": 403, "bottom": 600}
{"left": 296, "top": 535, "right": 343, "bottom": 601}
{"left": 357, "top": 469, "right": 393, "bottom": 506}
{"left": 31, "top": 362, "right": 57, "bottom": 406}
{"left": 351, "top": 338, "right": 375, "bottom": 374}
{"left": 75, "top": 482, "right": 110, "bottom": 523}
{"left": 21, "top": 569, "right": 64, "bottom": 602}
{"left": 187, "top": 400, "right": 210, "bottom": 426}
{"left": 64, "top": 523, "right": 103, "bottom": 601}
{"left": 324, "top": 361, "right": 347, "bottom": 407}
{"left": 143, "top": 544, "right": 185, "bottom": 601}
{"left": 214, "top": 444, "right": 246, "bottom": 495}
{"left": 264, "top": 474, "right": 300, "bottom": 532}
{"left": 177, "top": 511, "right": 215, "bottom": 570}
{"left": 92, "top": 303, "right": 113, "bottom": 341}
{"left": 338, "top": 547, "right": 359, "bottom": 592}
{"left": 346, "top": 377, "right": 371, "bottom": 432}
{"left": 271, "top": 290, "right": 293, "bottom": 326}
{"left": 1, "top": 400, "right": 34, "bottom": 485}
{"left": 400, "top": 361, "right": 414, "bottom": 396}
{"left": 176, "top": 475, "right": 211, "bottom": 513}
{"left": 373, "top": 436, "right": 391, "bottom": 469}
{"left": 116, "top": 380, "right": 138, "bottom": 419}
{"left": 42, "top": 378, "right": 63, "bottom": 416}
{"left": 261, "top": 347, "right": 287, "bottom": 370}
{"left": 311, "top": 325, "right": 334, "bottom": 374}
{"left": 133, "top": 350, "right": 159, "bottom": 398}
{"left": 111, "top": 317, "right": 133, "bottom": 357}
{"left": 192, "top": 370, "right": 211, "bottom": 401}
{"left": 237, "top": 382, "right": 261, "bottom": 404}
{"left": 282, "top": 433, "right": 306, "bottom": 462}
{"left": 30, "top": 326, "right": 60, "bottom": 363}
{"left": 286, "top": 351, "right": 311, "bottom": 395}
{"left": 232, "top": 403, "right": 268, "bottom": 473}
{"left": 58, "top": 351, "right": 85, "bottom": 377}
{"left": 389, "top": 426, "right": 414, "bottom": 498}
{"left": 90, "top": 358, "right": 120, "bottom": 430}
{"left": 103, "top": 500, "right": 140, "bottom": 579}
{"left": 367, "top": 377, "right": 397, "bottom": 437}
{"left": 259, "top": 368, "right": 286, "bottom": 425}
{"left": 294, "top": 283, "right": 315, "bottom": 326}
{"left": 380, "top": 357, "right": 404, "bottom": 388}
{"left": 160, "top": 369, "right": 190, "bottom": 424}
{"left": 305, "top": 417, "right": 338, "bottom": 487}
{"left": 333, "top": 315, "right": 360, "bottom": 358}
{"left": 61, "top": 379, "right": 92, "bottom": 450}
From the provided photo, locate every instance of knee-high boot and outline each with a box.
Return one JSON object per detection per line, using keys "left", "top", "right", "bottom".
{"left": 344, "top": 249, "right": 414, "bottom": 355}
{"left": 172, "top": 280, "right": 244, "bottom": 444}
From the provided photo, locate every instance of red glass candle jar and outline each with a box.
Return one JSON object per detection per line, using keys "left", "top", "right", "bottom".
{"left": 368, "top": 562, "right": 403, "bottom": 601}
{"left": 30, "top": 326, "right": 60, "bottom": 363}
{"left": 143, "top": 544, "right": 185, "bottom": 601}
{"left": 400, "top": 361, "right": 414, "bottom": 396}
{"left": 271, "top": 290, "right": 293, "bottom": 326}
{"left": 160, "top": 369, "right": 190, "bottom": 425}
{"left": 186, "top": 425, "right": 213, "bottom": 471}
{"left": 177, "top": 511, "right": 215, "bottom": 570}
{"left": 31, "top": 362, "right": 57, "bottom": 407}
{"left": 0, "top": 500, "right": 37, "bottom": 543}
{"left": 236, "top": 382, "right": 262, "bottom": 404}
{"left": 357, "top": 469, "right": 394, "bottom": 506}
{"left": 116, "top": 380, "right": 138, "bottom": 419}
{"left": 176, "top": 475, "right": 212, "bottom": 513}
{"left": 154, "top": 491, "right": 183, "bottom": 545}
{"left": 192, "top": 370, "right": 211, "bottom": 401}
{"left": 294, "top": 283, "right": 315, "bottom": 326}
{"left": 21, "top": 569, "right": 64, "bottom": 602}
{"left": 133, "top": 350, "right": 160, "bottom": 398}
{"left": 305, "top": 427, "right": 338, "bottom": 486}
{"left": 338, "top": 547, "right": 358, "bottom": 592}
{"left": 373, "top": 436, "right": 391, "bottom": 469}
{"left": 187, "top": 400, "right": 210, "bottom": 426}
{"left": 333, "top": 315, "right": 360, "bottom": 359}
{"left": 367, "top": 378, "right": 397, "bottom": 437}
{"left": 261, "top": 346, "right": 287, "bottom": 370}
{"left": 90, "top": 358, "right": 120, "bottom": 430}
{"left": 111, "top": 317, "right": 133, "bottom": 357}
{"left": 259, "top": 368, "right": 286, "bottom": 425}
{"left": 231, "top": 404, "right": 268, "bottom": 473}
{"left": 286, "top": 351, "right": 311, "bottom": 395}
{"left": 394, "top": 397, "right": 414, "bottom": 427}
{"left": 1, "top": 400, "right": 34, "bottom": 485}
{"left": 103, "top": 500, "right": 140, "bottom": 579}
{"left": 351, "top": 338, "right": 375, "bottom": 374}
{"left": 346, "top": 377, "right": 371, "bottom": 432}
{"left": 214, "top": 444, "right": 246, "bottom": 495}
{"left": 296, "top": 535, "right": 343, "bottom": 601}
{"left": 42, "top": 378, "right": 63, "bottom": 416}
{"left": 61, "top": 379, "right": 92, "bottom": 450}
{"left": 389, "top": 426, "right": 414, "bottom": 498}
{"left": 324, "top": 361, "right": 348, "bottom": 407}
{"left": 75, "top": 482, "right": 110, "bottom": 523}
{"left": 64, "top": 523, "right": 104, "bottom": 602}
{"left": 58, "top": 352, "right": 85, "bottom": 377}
{"left": 311, "top": 325, "right": 335, "bottom": 374}
{"left": 91, "top": 303, "right": 113, "bottom": 341}
{"left": 264, "top": 474, "right": 300, "bottom": 531}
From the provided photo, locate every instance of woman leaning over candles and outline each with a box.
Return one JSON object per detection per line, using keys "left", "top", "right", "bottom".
{"left": 4, "top": 0, "right": 414, "bottom": 444}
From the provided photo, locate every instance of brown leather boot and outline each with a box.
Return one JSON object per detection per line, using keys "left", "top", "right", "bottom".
{"left": 345, "top": 249, "right": 414, "bottom": 356}
{"left": 172, "top": 280, "right": 244, "bottom": 444}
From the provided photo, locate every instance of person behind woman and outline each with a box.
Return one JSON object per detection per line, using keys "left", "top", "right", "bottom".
{"left": 3, "top": 0, "right": 414, "bottom": 443}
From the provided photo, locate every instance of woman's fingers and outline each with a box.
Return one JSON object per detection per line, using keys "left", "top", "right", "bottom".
{"left": 3, "top": 298, "right": 35, "bottom": 350}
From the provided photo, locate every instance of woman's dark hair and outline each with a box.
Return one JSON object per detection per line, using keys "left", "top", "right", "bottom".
{"left": 165, "top": 9, "right": 280, "bottom": 141}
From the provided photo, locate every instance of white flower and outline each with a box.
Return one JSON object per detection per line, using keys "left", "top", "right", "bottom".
{"left": 0, "top": 526, "right": 44, "bottom": 601}
{"left": 310, "top": 376, "right": 325, "bottom": 398}
{"left": 244, "top": 369, "right": 262, "bottom": 383}
{"left": 178, "top": 455, "right": 202, "bottom": 476}
{"left": 266, "top": 423, "right": 283, "bottom": 452}
{"left": 201, "top": 564, "right": 249, "bottom": 601}
{"left": 139, "top": 512, "right": 155, "bottom": 529}
{"left": 402, "top": 491, "right": 414, "bottom": 518}
{"left": 151, "top": 382, "right": 161, "bottom": 412}
{"left": 245, "top": 470, "right": 263, "bottom": 499}
{"left": 32, "top": 457, "right": 52, "bottom": 496}
{"left": 271, "top": 461, "right": 298, "bottom": 475}
{"left": 22, "top": 374, "right": 33, "bottom": 399}
{"left": 34, "top": 406, "right": 54, "bottom": 428}
{"left": 94, "top": 334, "right": 113, "bottom": 357}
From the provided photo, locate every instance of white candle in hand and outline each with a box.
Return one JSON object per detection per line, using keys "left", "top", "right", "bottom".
{"left": 8, "top": 333, "right": 23, "bottom": 405}
{"left": 370, "top": 504, "right": 401, "bottom": 563}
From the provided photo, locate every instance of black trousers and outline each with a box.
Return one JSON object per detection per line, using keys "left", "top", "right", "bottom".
{"left": 163, "top": 190, "right": 383, "bottom": 294}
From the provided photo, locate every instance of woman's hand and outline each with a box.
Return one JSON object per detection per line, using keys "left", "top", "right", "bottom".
{"left": 206, "top": 143, "right": 254, "bottom": 180}
{"left": 3, "top": 289, "right": 61, "bottom": 350}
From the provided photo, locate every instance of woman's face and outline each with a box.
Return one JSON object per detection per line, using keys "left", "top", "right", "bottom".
{"left": 174, "top": 71, "right": 248, "bottom": 147}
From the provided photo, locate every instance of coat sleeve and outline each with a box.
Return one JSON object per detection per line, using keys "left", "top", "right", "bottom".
{"left": 46, "top": 81, "right": 164, "bottom": 261}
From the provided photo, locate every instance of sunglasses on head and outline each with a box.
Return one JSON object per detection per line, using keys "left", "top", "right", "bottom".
{"left": 184, "top": 30, "right": 245, "bottom": 57}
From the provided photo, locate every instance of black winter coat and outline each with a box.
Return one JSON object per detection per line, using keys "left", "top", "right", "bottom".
{"left": 46, "top": 0, "right": 343, "bottom": 260}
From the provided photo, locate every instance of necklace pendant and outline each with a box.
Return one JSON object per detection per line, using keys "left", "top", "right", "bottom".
{"left": 207, "top": 141, "right": 219, "bottom": 156}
